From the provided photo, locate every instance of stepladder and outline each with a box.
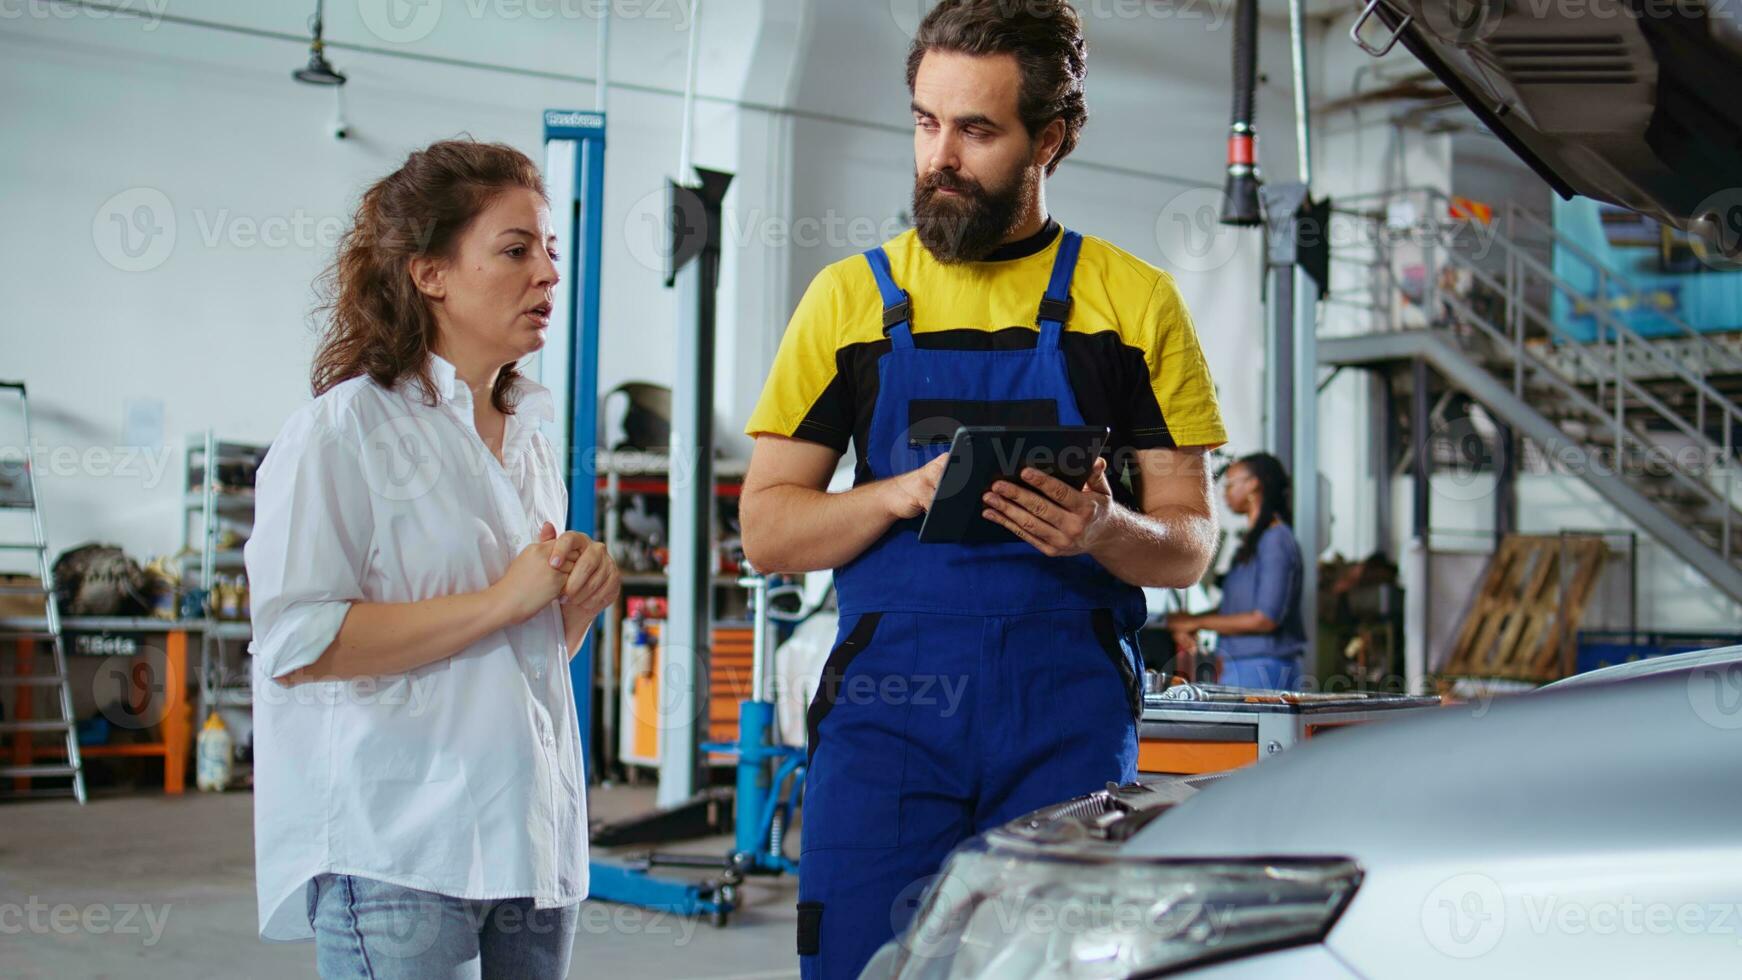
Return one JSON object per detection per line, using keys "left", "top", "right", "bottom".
{"left": 0, "top": 380, "right": 86, "bottom": 802}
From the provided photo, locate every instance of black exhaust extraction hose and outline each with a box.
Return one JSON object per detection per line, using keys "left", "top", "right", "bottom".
{"left": 1220, "top": 0, "right": 1263, "bottom": 226}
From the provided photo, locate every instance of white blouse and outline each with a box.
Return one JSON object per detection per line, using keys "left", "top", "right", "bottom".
{"left": 244, "top": 353, "right": 587, "bottom": 942}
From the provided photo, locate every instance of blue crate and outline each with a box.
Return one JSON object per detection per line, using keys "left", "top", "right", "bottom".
{"left": 1576, "top": 630, "right": 1742, "bottom": 675}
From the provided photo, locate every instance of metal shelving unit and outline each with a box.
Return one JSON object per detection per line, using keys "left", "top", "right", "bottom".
{"left": 595, "top": 449, "right": 749, "bottom": 780}
{"left": 181, "top": 431, "right": 265, "bottom": 768}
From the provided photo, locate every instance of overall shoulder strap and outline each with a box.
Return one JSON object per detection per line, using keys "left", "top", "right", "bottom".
{"left": 862, "top": 247, "right": 914, "bottom": 350}
{"left": 1035, "top": 229, "right": 1082, "bottom": 351}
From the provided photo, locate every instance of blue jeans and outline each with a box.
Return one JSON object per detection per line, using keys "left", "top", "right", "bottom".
{"left": 308, "top": 873, "right": 577, "bottom": 980}
{"left": 1217, "top": 654, "right": 1302, "bottom": 690}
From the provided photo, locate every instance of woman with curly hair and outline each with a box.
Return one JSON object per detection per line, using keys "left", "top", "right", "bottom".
{"left": 244, "top": 139, "right": 617, "bottom": 978}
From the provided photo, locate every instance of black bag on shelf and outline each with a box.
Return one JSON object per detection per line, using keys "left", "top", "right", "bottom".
{"left": 52, "top": 543, "right": 151, "bottom": 617}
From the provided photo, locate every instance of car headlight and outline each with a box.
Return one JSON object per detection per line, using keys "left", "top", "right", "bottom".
{"left": 885, "top": 847, "right": 1362, "bottom": 979}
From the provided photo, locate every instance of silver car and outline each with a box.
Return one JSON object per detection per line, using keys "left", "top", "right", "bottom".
{"left": 864, "top": 647, "right": 1742, "bottom": 978}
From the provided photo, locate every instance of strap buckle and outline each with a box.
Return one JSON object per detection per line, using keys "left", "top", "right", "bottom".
{"left": 882, "top": 292, "right": 913, "bottom": 333}
{"left": 1037, "top": 296, "right": 1073, "bottom": 326}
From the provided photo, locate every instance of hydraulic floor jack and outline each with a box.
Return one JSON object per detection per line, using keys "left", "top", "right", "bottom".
{"left": 586, "top": 569, "right": 808, "bottom": 926}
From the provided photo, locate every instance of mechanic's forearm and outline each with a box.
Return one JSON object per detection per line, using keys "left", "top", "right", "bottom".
{"left": 1091, "top": 505, "right": 1218, "bottom": 589}
{"left": 1179, "top": 610, "right": 1275, "bottom": 635}
{"left": 741, "top": 481, "right": 899, "bottom": 573}
{"left": 288, "top": 589, "right": 514, "bottom": 681}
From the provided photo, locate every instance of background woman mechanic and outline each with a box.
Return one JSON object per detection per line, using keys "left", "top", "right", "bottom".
{"left": 245, "top": 140, "right": 619, "bottom": 979}
{"left": 1169, "top": 453, "right": 1307, "bottom": 690}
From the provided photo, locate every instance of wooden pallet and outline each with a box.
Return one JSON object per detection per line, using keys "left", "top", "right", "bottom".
{"left": 1440, "top": 534, "right": 1609, "bottom": 682}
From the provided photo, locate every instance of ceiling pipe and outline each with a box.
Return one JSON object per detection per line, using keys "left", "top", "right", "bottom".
{"left": 1220, "top": 0, "right": 1262, "bottom": 225}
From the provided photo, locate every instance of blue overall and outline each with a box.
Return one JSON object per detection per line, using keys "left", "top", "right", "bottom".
{"left": 795, "top": 231, "right": 1149, "bottom": 980}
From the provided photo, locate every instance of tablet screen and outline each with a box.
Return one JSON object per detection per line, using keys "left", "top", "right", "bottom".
{"left": 917, "top": 425, "right": 1109, "bottom": 544}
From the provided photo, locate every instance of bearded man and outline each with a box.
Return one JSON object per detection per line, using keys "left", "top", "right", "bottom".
{"left": 739, "top": 3, "right": 1229, "bottom": 977}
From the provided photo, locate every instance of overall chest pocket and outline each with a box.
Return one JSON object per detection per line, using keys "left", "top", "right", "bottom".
{"left": 905, "top": 398, "right": 1059, "bottom": 448}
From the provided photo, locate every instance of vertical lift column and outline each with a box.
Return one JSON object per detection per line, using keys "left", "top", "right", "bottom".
{"left": 543, "top": 107, "right": 607, "bottom": 771}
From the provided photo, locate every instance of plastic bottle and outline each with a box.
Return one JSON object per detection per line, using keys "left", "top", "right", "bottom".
{"left": 196, "top": 711, "right": 233, "bottom": 792}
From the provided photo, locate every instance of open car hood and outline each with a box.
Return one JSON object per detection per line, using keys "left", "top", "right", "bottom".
{"left": 1357, "top": 0, "right": 1742, "bottom": 254}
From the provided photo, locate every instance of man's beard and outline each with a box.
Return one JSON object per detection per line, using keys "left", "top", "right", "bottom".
{"left": 911, "top": 162, "right": 1035, "bottom": 264}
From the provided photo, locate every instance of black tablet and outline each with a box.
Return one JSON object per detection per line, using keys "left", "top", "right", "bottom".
{"left": 917, "top": 425, "right": 1110, "bottom": 544}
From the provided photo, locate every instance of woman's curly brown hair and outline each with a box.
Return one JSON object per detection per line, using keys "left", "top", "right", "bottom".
{"left": 312, "top": 139, "right": 547, "bottom": 413}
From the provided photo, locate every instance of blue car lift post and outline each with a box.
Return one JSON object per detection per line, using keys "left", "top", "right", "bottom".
{"left": 589, "top": 569, "right": 808, "bottom": 926}
{"left": 546, "top": 109, "right": 803, "bottom": 923}
{"left": 545, "top": 105, "right": 608, "bottom": 783}
{"left": 706, "top": 568, "right": 809, "bottom": 888}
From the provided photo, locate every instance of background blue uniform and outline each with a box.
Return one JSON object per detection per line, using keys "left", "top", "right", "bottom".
{"left": 1215, "top": 522, "right": 1306, "bottom": 689}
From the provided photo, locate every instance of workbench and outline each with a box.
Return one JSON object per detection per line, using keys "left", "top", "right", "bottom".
{"left": 1137, "top": 686, "right": 1441, "bottom": 775}
{"left": 1, "top": 616, "right": 242, "bottom": 796}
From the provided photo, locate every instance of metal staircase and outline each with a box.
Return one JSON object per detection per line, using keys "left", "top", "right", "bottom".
{"left": 1322, "top": 189, "right": 1742, "bottom": 603}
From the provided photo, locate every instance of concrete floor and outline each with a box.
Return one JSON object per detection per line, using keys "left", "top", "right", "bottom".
{"left": 1, "top": 785, "right": 800, "bottom": 980}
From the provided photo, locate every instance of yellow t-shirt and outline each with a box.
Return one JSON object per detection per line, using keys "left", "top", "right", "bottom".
{"left": 746, "top": 223, "right": 1227, "bottom": 481}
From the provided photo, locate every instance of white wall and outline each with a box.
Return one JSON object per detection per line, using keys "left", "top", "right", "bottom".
{"left": 0, "top": 3, "right": 772, "bottom": 562}
{"left": 2, "top": 0, "right": 1281, "bottom": 565}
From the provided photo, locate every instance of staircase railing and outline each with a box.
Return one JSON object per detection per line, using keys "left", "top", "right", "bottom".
{"left": 1456, "top": 231, "right": 1740, "bottom": 562}
{"left": 1507, "top": 204, "right": 1742, "bottom": 377}
{"left": 1441, "top": 261, "right": 1737, "bottom": 561}
{"left": 1327, "top": 187, "right": 1742, "bottom": 564}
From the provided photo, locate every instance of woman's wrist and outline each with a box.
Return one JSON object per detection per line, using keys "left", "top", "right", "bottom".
{"left": 479, "top": 581, "right": 523, "bottom": 632}
{"left": 558, "top": 601, "right": 594, "bottom": 656}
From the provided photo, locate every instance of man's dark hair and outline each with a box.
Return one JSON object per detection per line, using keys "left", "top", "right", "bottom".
{"left": 904, "top": 0, "right": 1089, "bottom": 176}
